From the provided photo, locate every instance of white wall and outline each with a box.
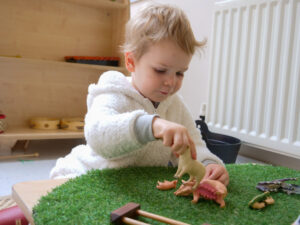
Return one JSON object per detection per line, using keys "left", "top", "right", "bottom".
{"left": 131, "top": 0, "right": 214, "bottom": 119}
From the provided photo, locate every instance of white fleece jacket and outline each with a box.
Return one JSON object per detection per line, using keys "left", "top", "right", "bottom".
{"left": 50, "top": 71, "right": 223, "bottom": 179}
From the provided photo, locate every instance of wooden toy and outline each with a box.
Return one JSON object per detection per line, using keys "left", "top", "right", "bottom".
{"left": 29, "top": 117, "right": 60, "bottom": 130}
{"left": 111, "top": 202, "right": 190, "bottom": 225}
{"left": 174, "top": 148, "right": 206, "bottom": 189}
{"left": 60, "top": 117, "right": 84, "bottom": 131}
{"left": 156, "top": 180, "right": 177, "bottom": 190}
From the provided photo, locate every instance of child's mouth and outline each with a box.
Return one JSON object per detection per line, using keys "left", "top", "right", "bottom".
{"left": 160, "top": 90, "right": 169, "bottom": 95}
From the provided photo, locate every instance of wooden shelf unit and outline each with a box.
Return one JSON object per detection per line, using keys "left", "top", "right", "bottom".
{"left": 0, "top": 127, "right": 84, "bottom": 140}
{"left": 0, "top": 0, "right": 130, "bottom": 154}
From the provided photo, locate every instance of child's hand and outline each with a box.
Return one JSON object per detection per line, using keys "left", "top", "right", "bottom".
{"left": 152, "top": 117, "right": 197, "bottom": 160}
{"left": 203, "top": 164, "right": 229, "bottom": 186}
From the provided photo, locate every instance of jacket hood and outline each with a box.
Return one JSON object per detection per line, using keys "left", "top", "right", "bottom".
{"left": 87, "top": 70, "right": 176, "bottom": 112}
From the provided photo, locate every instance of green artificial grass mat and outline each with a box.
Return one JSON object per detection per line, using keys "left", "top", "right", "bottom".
{"left": 33, "top": 164, "right": 300, "bottom": 225}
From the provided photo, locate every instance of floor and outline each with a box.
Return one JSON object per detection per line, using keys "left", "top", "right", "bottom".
{"left": 0, "top": 139, "right": 265, "bottom": 197}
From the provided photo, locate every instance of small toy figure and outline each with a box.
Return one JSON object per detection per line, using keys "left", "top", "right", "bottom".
{"left": 193, "top": 180, "right": 227, "bottom": 208}
{"left": 256, "top": 178, "right": 300, "bottom": 194}
{"left": 248, "top": 191, "right": 275, "bottom": 209}
{"left": 156, "top": 180, "right": 178, "bottom": 190}
{"left": 0, "top": 113, "right": 7, "bottom": 133}
{"left": 174, "top": 148, "right": 206, "bottom": 189}
{"left": 174, "top": 181, "right": 194, "bottom": 196}
{"left": 174, "top": 179, "right": 227, "bottom": 208}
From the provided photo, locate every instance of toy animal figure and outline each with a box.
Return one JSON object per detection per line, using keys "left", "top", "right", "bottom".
{"left": 174, "top": 181, "right": 194, "bottom": 196}
{"left": 156, "top": 180, "right": 178, "bottom": 190}
{"left": 248, "top": 191, "right": 275, "bottom": 209}
{"left": 174, "top": 179, "right": 227, "bottom": 208}
{"left": 193, "top": 180, "right": 227, "bottom": 208}
{"left": 174, "top": 148, "right": 205, "bottom": 189}
{"left": 256, "top": 178, "right": 300, "bottom": 194}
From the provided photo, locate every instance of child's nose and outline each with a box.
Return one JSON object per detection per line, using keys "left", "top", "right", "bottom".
{"left": 164, "top": 74, "right": 176, "bottom": 86}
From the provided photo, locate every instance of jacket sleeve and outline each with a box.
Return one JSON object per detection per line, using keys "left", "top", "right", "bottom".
{"left": 84, "top": 93, "right": 146, "bottom": 160}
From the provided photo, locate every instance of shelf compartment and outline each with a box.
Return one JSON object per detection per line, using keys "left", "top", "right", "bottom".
{"left": 0, "top": 56, "right": 128, "bottom": 74}
{"left": 0, "top": 127, "right": 84, "bottom": 140}
{"left": 0, "top": 0, "right": 129, "bottom": 65}
{"left": 63, "top": 0, "right": 129, "bottom": 9}
{"left": 0, "top": 0, "right": 129, "bottom": 153}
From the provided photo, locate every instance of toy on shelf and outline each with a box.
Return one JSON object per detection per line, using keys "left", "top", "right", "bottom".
{"left": 29, "top": 117, "right": 60, "bottom": 130}
{"left": 111, "top": 202, "right": 189, "bottom": 225}
{"left": 60, "top": 117, "right": 84, "bottom": 131}
{"left": 0, "top": 113, "right": 7, "bottom": 133}
{"left": 156, "top": 180, "right": 177, "bottom": 190}
{"left": 248, "top": 192, "right": 275, "bottom": 209}
{"left": 256, "top": 178, "right": 300, "bottom": 195}
{"left": 174, "top": 179, "right": 227, "bottom": 208}
{"left": 29, "top": 117, "right": 84, "bottom": 131}
{"left": 174, "top": 148, "right": 206, "bottom": 189}
{"left": 65, "top": 56, "right": 120, "bottom": 67}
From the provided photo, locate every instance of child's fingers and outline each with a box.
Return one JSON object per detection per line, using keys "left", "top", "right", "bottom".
{"left": 162, "top": 134, "right": 173, "bottom": 147}
{"left": 219, "top": 174, "right": 229, "bottom": 186}
{"left": 189, "top": 143, "right": 197, "bottom": 160}
{"left": 172, "top": 133, "right": 188, "bottom": 154}
{"left": 172, "top": 133, "right": 183, "bottom": 151}
{"left": 173, "top": 152, "right": 180, "bottom": 158}
{"left": 204, "top": 164, "right": 229, "bottom": 186}
{"left": 186, "top": 137, "right": 196, "bottom": 160}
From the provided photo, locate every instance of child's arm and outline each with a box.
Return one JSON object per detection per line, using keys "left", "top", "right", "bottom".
{"left": 152, "top": 117, "right": 197, "bottom": 160}
{"left": 85, "top": 93, "right": 147, "bottom": 159}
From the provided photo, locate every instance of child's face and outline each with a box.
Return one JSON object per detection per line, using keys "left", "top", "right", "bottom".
{"left": 127, "top": 40, "right": 192, "bottom": 103}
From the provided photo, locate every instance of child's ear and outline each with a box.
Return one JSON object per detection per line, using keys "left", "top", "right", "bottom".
{"left": 125, "top": 52, "right": 135, "bottom": 72}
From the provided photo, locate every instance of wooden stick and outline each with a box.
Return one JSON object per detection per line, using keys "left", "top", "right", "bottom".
{"left": 137, "top": 209, "right": 190, "bottom": 225}
{"left": 122, "top": 217, "right": 150, "bottom": 225}
{"left": 111, "top": 202, "right": 190, "bottom": 225}
{"left": 0, "top": 152, "right": 39, "bottom": 160}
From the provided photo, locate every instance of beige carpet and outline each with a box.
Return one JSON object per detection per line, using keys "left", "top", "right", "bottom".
{"left": 0, "top": 195, "right": 16, "bottom": 211}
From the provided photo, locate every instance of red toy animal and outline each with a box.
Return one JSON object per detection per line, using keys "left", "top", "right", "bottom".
{"left": 174, "top": 179, "right": 227, "bottom": 208}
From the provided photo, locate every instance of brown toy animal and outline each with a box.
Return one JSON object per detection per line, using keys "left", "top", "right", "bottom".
{"left": 174, "top": 148, "right": 206, "bottom": 189}
{"left": 156, "top": 180, "right": 178, "bottom": 190}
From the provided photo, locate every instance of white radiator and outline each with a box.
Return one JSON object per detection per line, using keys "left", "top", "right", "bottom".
{"left": 206, "top": 0, "right": 300, "bottom": 158}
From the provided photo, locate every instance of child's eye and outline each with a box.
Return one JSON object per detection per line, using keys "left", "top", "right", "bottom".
{"left": 154, "top": 68, "right": 166, "bottom": 74}
{"left": 176, "top": 72, "right": 184, "bottom": 76}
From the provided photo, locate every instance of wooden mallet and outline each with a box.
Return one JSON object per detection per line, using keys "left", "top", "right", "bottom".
{"left": 111, "top": 202, "right": 190, "bottom": 225}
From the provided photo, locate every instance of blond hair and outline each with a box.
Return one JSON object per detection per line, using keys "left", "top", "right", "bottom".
{"left": 122, "top": 3, "right": 206, "bottom": 60}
